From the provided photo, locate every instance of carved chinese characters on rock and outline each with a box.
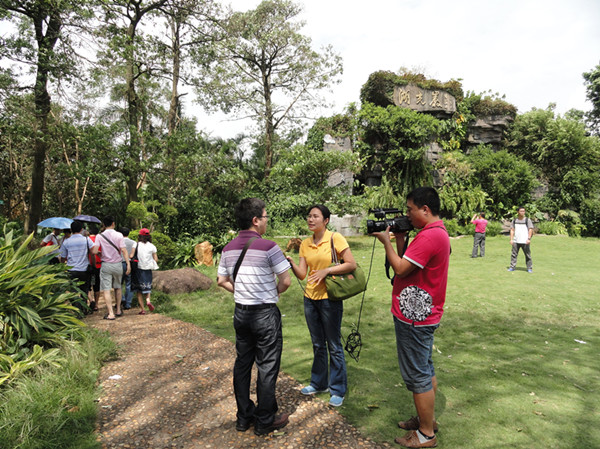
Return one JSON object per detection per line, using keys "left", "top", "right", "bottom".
{"left": 393, "top": 84, "right": 456, "bottom": 114}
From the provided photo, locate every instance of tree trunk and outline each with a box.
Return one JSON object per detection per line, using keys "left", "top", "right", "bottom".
{"left": 125, "top": 21, "right": 140, "bottom": 205}
{"left": 27, "top": 9, "right": 62, "bottom": 233}
{"left": 263, "top": 69, "right": 274, "bottom": 178}
{"left": 168, "top": 17, "right": 181, "bottom": 136}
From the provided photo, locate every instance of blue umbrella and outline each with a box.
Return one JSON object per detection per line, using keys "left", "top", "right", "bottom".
{"left": 73, "top": 214, "right": 101, "bottom": 224}
{"left": 37, "top": 217, "right": 74, "bottom": 229}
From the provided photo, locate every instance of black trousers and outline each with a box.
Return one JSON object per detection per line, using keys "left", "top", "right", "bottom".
{"left": 67, "top": 270, "right": 91, "bottom": 314}
{"left": 233, "top": 305, "right": 282, "bottom": 428}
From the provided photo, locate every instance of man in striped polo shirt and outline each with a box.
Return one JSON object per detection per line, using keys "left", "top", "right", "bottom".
{"left": 59, "top": 220, "right": 94, "bottom": 315}
{"left": 217, "top": 198, "right": 291, "bottom": 436}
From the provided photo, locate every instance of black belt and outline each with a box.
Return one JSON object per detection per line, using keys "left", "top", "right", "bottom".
{"left": 235, "top": 302, "right": 277, "bottom": 310}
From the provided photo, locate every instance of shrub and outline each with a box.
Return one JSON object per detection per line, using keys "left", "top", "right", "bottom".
{"left": 536, "top": 220, "right": 568, "bottom": 236}
{"left": 485, "top": 221, "right": 503, "bottom": 237}
{"left": 467, "top": 146, "right": 538, "bottom": 217}
{"left": 557, "top": 209, "right": 585, "bottom": 237}
{"left": 457, "top": 222, "right": 471, "bottom": 236}
{"left": 580, "top": 198, "right": 600, "bottom": 237}
{"left": 443, "top": 218, "right": 461, "bottom": 237}
{"left": 0, "top": 230, "right": 84, "bottom": 385}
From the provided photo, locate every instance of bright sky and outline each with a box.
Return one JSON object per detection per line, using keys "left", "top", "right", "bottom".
{"left": 193, "top": 0, "right": 600, "bottom": 139}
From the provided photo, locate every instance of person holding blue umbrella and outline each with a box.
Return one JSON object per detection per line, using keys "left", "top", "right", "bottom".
{"left": 38, "top": 217, "right": 74, "bottom": 265}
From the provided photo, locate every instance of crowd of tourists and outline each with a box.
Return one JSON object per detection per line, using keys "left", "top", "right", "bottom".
{"left": 40, "top": 216, "right": 158, "bottom": 319}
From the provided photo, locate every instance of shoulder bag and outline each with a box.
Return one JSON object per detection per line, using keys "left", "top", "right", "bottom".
{"left": 233, "top": 237, "right": 258, "bottom": 282}
{"left": 99, "top": 232, "right": 121, "bottom": 253}
{"left": 86, "top": 237, "right": 94, "bottom": 273}
{"left": 130, "top": 244, "right": 139, "bottom": 272}
{"left": 325, "top": 233, "right": 367, "bottom": 301}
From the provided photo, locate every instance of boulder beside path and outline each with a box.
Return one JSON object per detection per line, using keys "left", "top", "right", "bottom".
{"left": 153, "top": 267, "right": 213, "bottom": 294}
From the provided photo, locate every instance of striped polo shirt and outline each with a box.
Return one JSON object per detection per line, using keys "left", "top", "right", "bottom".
{"left": 59, "top": 234, "right": 94, "bottom": 271}
{"left": 218, "top": 230, "right": 289, "bottom": 305}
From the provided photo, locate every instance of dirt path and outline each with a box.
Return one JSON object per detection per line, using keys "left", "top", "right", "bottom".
{"left": 86, "top": 307, "right": 391, "bottom": 448}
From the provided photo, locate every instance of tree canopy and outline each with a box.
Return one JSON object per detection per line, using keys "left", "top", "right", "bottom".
{"left": 194, "top": 0, "right": 342, "bottom": 177}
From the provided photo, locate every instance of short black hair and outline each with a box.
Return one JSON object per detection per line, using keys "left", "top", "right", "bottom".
{"left": 235, "top": 198, "right": 266, "bottom": 230}
{"left": 407, "top": 187, "right": 441, "bottom": 216}
{"left": 102, "top": 216, "right": 115, "bottom": 227}
{"left": 89, "top": 225, "right": 99, "bottom": 235}
{"left": 120, "top": 227, "right": 130, "bottom": 237}
{"left": 71, "top": 221, "right": 83, "bottom": 233}
{"left": 307, "top": 204, "right": 331, "bottom": 222}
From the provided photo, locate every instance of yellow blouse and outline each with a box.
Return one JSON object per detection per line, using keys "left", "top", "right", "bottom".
{"left": 299, "top": 230, "right": 349, "bottom": 300}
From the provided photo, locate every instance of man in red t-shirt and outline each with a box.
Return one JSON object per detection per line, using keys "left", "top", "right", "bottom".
{"left": 373, "top": 187, "right": 450, "bottom": 448}
{"left": 470, "top": 213, "right": 488, "bottom": 257}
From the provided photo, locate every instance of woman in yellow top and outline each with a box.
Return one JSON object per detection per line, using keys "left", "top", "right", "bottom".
{"left": 287, "top": 205, "right": 357, "bottom": 407}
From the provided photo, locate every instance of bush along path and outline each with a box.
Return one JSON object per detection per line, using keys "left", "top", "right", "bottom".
{"left": 86, "top": 305, "right": 390, "bottom": 449}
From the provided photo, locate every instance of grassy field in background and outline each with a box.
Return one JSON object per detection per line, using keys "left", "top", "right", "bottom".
{"left": 159, "top": 234, "right": 600, "bottom": 448}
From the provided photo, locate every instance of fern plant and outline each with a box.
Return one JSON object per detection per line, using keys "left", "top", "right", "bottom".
{"left": 0, "top": 229, "right": 83, "bottom": 385}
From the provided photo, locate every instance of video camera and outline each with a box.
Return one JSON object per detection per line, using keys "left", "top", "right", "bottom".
{"left": 366, "top": 208, "right": 414, "bottom": 234}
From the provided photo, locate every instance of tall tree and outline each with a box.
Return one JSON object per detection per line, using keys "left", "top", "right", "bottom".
{"left": 0, "top": 0, "right": 86, "bottom": 231}
{"left": 196, "top": 0, "right": 342, "bottom": 177}
{"left": 96, "top": 0, "right": 168, "bottom": 204}
{"left": 155, "top": 0, "right": 220, "bottom": 200}
{"left": 159, "top": 0, "right": 219, "bottom": 136}
{"left": 583, "top": 62, "right": 600, "bottom": 136}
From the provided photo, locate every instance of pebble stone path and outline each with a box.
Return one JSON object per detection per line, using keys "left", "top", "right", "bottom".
{"left": 87, "top": 306, "right": 392, "bottom": 449}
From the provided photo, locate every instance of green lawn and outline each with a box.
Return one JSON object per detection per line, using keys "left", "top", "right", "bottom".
{"left": 159, "top": 234, "right": 600, "bottom": 448}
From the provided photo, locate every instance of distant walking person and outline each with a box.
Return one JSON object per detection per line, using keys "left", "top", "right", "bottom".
{"left": 87, "top": 225, "right": 102, "bottom": 311}
{"left": 59, "top": 221, "right": 94, "bottom": 315}
{"left": 217, "top": 198, "right": 291, "bottom": 436}
{"left": 40, "top": 228, "right": 62, "bottom": 264}
{"left": 120, "top": 227, "right": 136, "bottom": 310}
{"left": 508, "top": 207, "right": 534, "bottom": 273}
{"left": 92, "top": 216, "right": 131, "bottom": 320}
{"left": 471, "top": 213, "right": 488, "bottom": 257}
{"left": 130, "top": 228, "right": 158, "bottom": 315}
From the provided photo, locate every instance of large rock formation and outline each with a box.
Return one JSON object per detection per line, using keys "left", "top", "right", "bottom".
{"left": 329, "top": 214, "right": 363, "bottom": 237}
{"left": 153, "top": 267, "right": 213, "bottom": 294}
{"left": 325, "top": 134, "right": 354, "bottom": 193}
{"left": 466, "top": 115, "right": 514, "bottom": 150}
{"left": 393, "top": 84, "right": 456, "bottom": 117}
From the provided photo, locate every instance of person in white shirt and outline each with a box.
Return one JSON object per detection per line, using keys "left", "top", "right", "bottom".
{"left": 40, "top": 228, "right": 62, "bottom": 264}
{"left": 130, "top": 228, "right": 158, "bottom": 315}
{"left": 508, "top": 207, "right": 534, "bottom": 273}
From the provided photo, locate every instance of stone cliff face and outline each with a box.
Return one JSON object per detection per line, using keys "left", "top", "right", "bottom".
{"left": 466, "top": 115, "right": 514, "bottom": 150}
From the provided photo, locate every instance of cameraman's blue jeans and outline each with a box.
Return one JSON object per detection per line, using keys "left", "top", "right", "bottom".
{"left": 394, "top": 317, "right": 438, "bottom": 394}
{"left": 304, "top": 297, "right": 347, "bottom": 397}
